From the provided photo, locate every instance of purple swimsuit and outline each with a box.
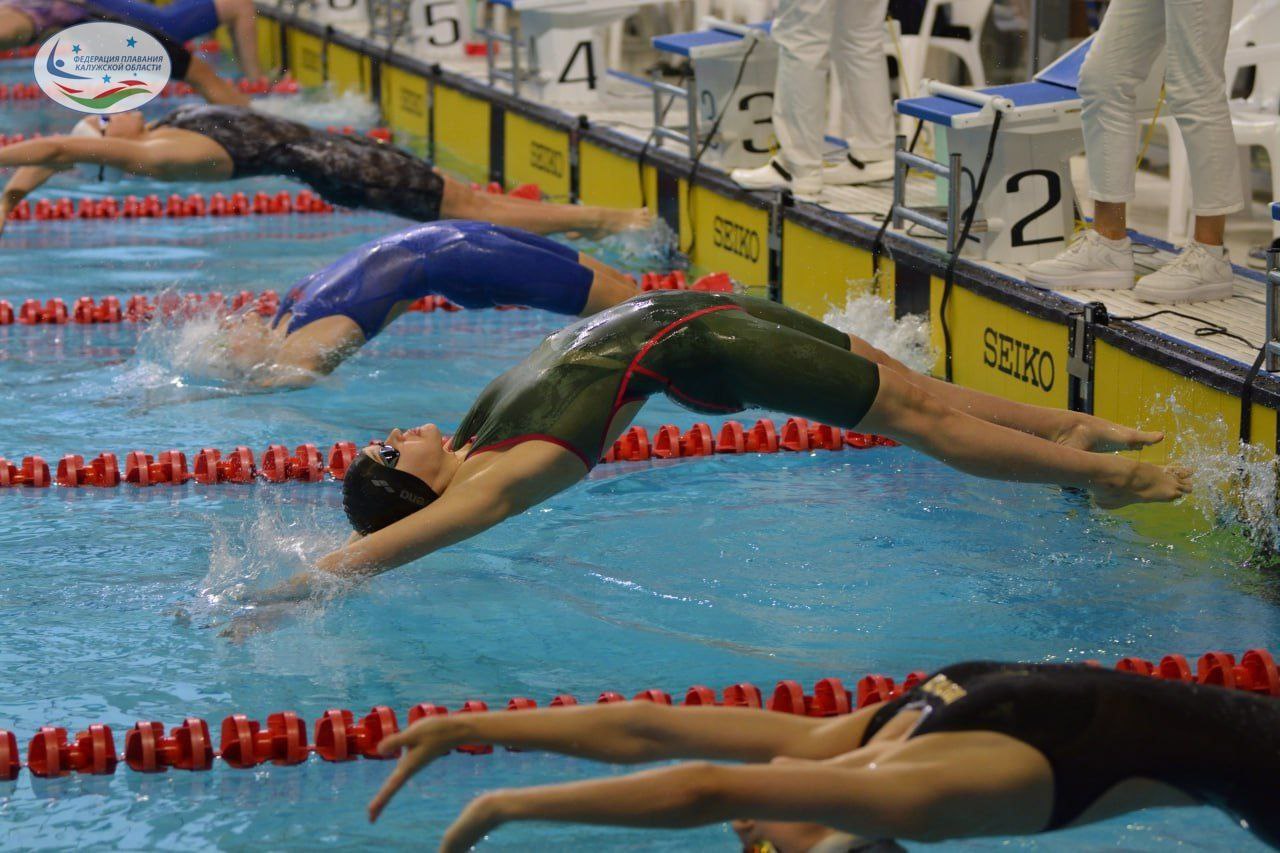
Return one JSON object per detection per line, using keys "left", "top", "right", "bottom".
{"left": 1, "top": 0, "right": 87, "bottom": 41}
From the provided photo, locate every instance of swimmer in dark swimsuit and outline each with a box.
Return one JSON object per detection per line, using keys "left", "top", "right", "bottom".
{"left": 0, "top": 23, "right": 249, "bottom": 232}
{"left": 253, "top": 291, "right": 1182, "bottom": 602}
{"left": 363, "top": 661, "right": 1280, "bottom": 851}
{"left": 0, "top": 105, "right": 651, "bottom": 238}
{"left": 216, "top": 221, "right": 640, "bottom": 387}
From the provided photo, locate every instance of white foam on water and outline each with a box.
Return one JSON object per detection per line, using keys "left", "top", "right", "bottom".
{"left": 188, "top": 496, "right": 353, "bottom": 638}
{"left": 821, "top": 289, "right": 937, "bottom": 374}
{"left": 1147, "top": 392, "right": 1280, "bottom": 550}
{"left": 119, "top": 294, "right": 320, "bottom": 401}
{"left": 574, "top": 218, "right": 680, "bottom": 270}
{"left": 251, "top": 86, "right": 382, "bottom": 129}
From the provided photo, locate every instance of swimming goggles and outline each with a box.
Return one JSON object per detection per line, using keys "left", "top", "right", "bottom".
{"left": 373, "top": 441, "right": 400, "bottom": 468}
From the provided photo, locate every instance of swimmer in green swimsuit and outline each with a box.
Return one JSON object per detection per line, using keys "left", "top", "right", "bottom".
{"left": 258, "top": 291, "right": 1185, "bottom": 601}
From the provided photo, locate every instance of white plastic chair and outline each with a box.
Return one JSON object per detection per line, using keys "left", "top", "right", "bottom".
{"left": 896, "top": 0, "right": 993, "bottom": 96}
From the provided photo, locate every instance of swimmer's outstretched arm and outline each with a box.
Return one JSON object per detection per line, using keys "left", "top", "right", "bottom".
{"left": 0, "top": 166, "right": 63, "bottom": 233}
{"left": 433, "top": 751, "right": 1047, "bottom": 852}
{"left": 263, "top": 444, "right": 586, "bottom": 603}
{"left": 368, "top": 702, "right": 878, "bottom": 820}
{"left": 0, "top": 136, "right": 168, "bottom": 177}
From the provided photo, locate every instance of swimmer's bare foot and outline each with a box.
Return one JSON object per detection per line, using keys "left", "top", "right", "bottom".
{"left": 1056, "top": 417, "right": 1164, "bottom": 454}
{"left": 579, "top": 207, "right": 654, "bottom": 239}
{"left": 1094, "top": 462, "right": 1192, "bottom": 509}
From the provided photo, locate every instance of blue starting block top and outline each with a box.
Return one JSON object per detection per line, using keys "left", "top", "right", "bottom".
{"left": 896, "top": 80, "right": 1077, "bottom": 126}
{"left": 1272, "top": 201, "right": 1280, "bottom": 221}
{"left": 653, "top": 21, "right": 770, "bottom": 57}
{"left": 1034, "top": 36, "right": 1091, "bottom": 90}
{"left": 895, "top": 36, "right": 1094, "bottom": 129}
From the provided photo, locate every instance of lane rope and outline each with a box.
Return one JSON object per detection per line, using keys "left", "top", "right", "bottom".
{"left": 0, "top": 417, "right": 898, "bottom": 488}
{"left": 2, "top": 648, "right": 1274, "bottom": 779}
{"left": 0, "top": 269, "right": 731, "bottom": 326}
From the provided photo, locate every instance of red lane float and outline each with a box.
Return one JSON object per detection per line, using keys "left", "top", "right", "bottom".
{"left": 2, "top": 191, "right": 336, "bottom": 225}
{"left": 0, "top": 649, "right": 1272, "bottom": 780}
{"left": 125, "top": 719, "right": 215, "bottom": 772}
{"left": 0, "top": 268, "right": 727, "bottom": 327}
{"left": 0, "top": 419, "right": 898, "bottom": 491}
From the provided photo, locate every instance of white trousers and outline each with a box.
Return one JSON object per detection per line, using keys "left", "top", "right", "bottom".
{"left": 771, "top": 0, "right": 895, "bottom": 175}
{"left": 1078, "top": 0, "right": 1242, "bottom": 216}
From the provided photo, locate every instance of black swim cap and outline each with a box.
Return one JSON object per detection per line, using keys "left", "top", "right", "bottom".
{"left": 342, "top": 452, "right": 439, "bottom": 535}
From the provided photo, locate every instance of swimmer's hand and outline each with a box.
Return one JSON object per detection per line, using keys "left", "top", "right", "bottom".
{"left": 367, "top": 717, "right": 462, "bottom": 822}
{"left": 252, "top": 572, "right": 321, "bottom": 605}
{"left": 217, "top": 603, "right": 294, "bottom": 642}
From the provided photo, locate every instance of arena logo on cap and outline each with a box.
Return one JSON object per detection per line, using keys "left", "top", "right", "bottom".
{"left": 34, "top": 22, "right": 171, "bottom": 113}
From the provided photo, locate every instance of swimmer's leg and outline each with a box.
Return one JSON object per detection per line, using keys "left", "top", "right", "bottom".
{"left": 183, "top": 54, "right": 251, "bottom": 107}
{"left": 438, "top": 174, "right": 652, "bottom": 236}
{"left": 737, "top": 298, "right": 1160, "bottom": 453}
{"left": 576, "top": 254, "right": 639, "bottom": 314}
{"left": 845, "top": 338, "right": 1162, "bottom": 453}
{"left": 859, "top": 367, "right": 1191, "bottom": 507}
{"left": 214, "top": 0, "right": 262, "bottom": 78}
{"left": 712, "top": 315, "right": 1190, "bottom": 507}
{"left": 0, "top": 8, "right": 35, "bottom": 49}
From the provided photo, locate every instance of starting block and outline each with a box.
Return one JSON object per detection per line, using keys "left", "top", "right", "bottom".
{"left": 288, "top": 0, "right": 372, "bottom": 29}
{"left": 368, "top": 0, "right": 473, "bottom": 57}
{"left": 647, "top": 19, "right": 775, "bottom": 169}
{"left": 892, "top": 37, "right": 1164, "bottom": 264}
{"left": 482, "top": 0, "right": 675, "bottom": 105}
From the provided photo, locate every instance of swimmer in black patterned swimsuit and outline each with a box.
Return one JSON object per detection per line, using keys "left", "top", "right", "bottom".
{"left": 0, "top": 105, "right": 651, "bottom": 237}
{"left": 253, "top": 291, "right": 1180, "bottom": 604}
{"left": 361, "top": 660, "right": 1280, "bottom": 852}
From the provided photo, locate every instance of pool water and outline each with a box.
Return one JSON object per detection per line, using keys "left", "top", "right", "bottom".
{"left": 1, "top": 61, "right": 1278, "bottom": 853}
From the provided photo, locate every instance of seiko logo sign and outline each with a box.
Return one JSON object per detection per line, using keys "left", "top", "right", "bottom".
{"left": 982, "top": 327, "right": 1055, "bottom": 391}
{"left": 401, "top": 88, "right": 425, "bottom": 117}
{"left": 529, "top": 140, "right": 564, "bottom": 178}
{"left": 712, "top": 215, "right": 760, "bottom": 262}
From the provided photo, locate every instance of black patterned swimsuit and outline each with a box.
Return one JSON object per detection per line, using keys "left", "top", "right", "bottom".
{"left": 862, "top": 661, "right": 1280, "bottom": 846}
{"left": 152, "top": 105, "right": 444, "bottom": 221}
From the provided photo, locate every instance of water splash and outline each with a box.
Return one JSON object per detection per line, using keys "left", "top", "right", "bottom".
{"left": 251, "top": 86, "right": 382, "bottom": 129}
{"left": 572, "top": 218, "right": 680, "bottom": 271}
{"left": 1148, "top": 392, "right": 1280, "bottom": 551}
{"left": 187, "top": 494, "right": 353, "bottom": 638}
{"left": 822, "top": 290, "right": 936, "bottom": 373}
{"left": 121, "top": 298, "right": 319, "bottom": 399}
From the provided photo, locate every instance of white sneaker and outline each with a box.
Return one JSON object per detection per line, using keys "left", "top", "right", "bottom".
{"left": 730, "top": 158, "right": 822, "bottom": 197}
{"left": 1132, "top": 242, "right": 1235, "bottom": 304}
{"left": 1024, "top": 229, "right": 1135, "bottom": 290}
{"left": 823, "top": 153, "right": 894, "bottom": 186}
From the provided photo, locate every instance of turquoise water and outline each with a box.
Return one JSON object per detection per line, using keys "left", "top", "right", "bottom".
{"left": 1, "top": 63, "right": 1278, "bottom": 852}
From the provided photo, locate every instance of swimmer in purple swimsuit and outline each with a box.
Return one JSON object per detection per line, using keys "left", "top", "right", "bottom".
{"left": 0, "top": 0, "right": 260, "bottom": 78}
{"left": 0, "top": 0, "right": 85, "bottom": 47}
{"left": 218, "top": 220, "right": 641, "bottom": 388}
